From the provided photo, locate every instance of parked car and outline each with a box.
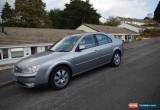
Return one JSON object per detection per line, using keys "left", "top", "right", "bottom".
{"left": 13, "top": 32, "right": 123, "bottom": 89}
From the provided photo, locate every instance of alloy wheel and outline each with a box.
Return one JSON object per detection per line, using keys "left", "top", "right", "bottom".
{"left": 54, "top": 69, "right": 69, "bottom": 88}
{"left": 114, "top": 53, "right": 121, "bottom": 66}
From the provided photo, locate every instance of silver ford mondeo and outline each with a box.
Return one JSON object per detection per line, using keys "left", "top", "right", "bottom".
{"left": 13, "top": 32, "right": 123, "bottom": 89}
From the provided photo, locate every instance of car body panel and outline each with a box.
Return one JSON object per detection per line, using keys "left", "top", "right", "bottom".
{"left": 12, "top": 32, "right": 123, "bottom": 88}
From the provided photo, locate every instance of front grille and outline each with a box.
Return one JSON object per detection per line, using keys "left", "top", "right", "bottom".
{"left": 14, "top": 66, "right": 23, "bottom": 73}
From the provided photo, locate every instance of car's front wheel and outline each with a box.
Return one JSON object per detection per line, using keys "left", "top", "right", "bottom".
{"left": 49, "top": 66, "right": 71, "bottom": 90}
{"left": 111, "top": 51, "right": 121, "bottom": 67}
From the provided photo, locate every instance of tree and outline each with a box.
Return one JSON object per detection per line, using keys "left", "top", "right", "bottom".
{"left": 61, "top": 0, "right": 100, "bottom": 29}
{"left": 144, "top": 17, "right": 157, "bottom": 26}
{"left": 104, "top": 17, "right": 120, "bottom": 26}
{"left": 1, "top": 2, "right": 13, "bottom": 26}
{"left": 154, "top": 1, "right": 160, "bottom": 23}
{"left": 14, "top": 0, "right": 49, "bottom": 27}
{"left": 49, "top": 9, "right": 63, "bottom": 28}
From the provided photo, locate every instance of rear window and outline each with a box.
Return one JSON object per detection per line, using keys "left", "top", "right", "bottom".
{"left": 95, "top": 34, "right": 112, "bottom": 45}
{"left": 80, "top": 35, "right": 96, "bottom": 49}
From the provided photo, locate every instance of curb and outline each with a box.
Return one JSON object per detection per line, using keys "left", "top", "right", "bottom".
{"left": 0, "top": 66, "right": 13, "bottom": 71}
{"left": 0, "top": 80, "right": 15, "bottom": 88}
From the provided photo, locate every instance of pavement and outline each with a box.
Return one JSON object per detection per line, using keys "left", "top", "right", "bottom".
{"left": 0, "top": 66, "right": 14, "bottom": 87}
{"left": 0, "top": 65, "right": 13, "bottom": 71}
{"left": 0, "top": 37, "right": 160, "bottom": 110}
{"left": 0, "top": 69, "right": 14, "bottom": 88}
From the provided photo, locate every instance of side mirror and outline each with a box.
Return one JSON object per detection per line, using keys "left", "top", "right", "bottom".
{"left": 78, "top": 45, "right": 86, "bottom": 51}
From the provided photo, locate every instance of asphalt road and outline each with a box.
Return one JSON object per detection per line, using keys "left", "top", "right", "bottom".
{"left": 0, "top": 38, "right": 160, "bottom": 110}
{"left": 0, "top": 69, "right": 12, "bottom": 83}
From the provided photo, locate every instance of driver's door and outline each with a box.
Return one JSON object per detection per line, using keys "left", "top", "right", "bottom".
{"left": 71, "top": 35, "right": 98, "bottom": 75}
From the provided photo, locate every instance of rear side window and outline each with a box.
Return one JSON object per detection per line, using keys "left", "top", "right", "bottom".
{"left": 80, "top": 35, "right": 96, "bottom": 49}
{"left": 95, "top": 34, "right": 112, "bottom": 45}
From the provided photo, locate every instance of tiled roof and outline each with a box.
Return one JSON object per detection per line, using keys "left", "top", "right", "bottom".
{"left": 84, "top": 24, "right": 138, "bottom": 34}
{"left": 0, "top": 27, "right": 83, "bottom": 45}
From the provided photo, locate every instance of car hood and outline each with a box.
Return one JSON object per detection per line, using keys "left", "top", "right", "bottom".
{"left": 16, "top": 51, "right": 69, "bottom": 68}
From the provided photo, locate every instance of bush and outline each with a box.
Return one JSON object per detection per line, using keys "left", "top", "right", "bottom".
{"left": 136, "top": 35, "right": 144, "bottom": 40}
{"left": 143, "top": 29, "right": 160, "bottom": 37}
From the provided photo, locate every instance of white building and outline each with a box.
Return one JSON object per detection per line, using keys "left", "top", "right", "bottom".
{"left": 76, "top": 24, "right": 139, "bottom": 42}
{"left": 117, "top": 17, "right": 145, "bottom": 26}
{"left": 0, "top": 27, "right": 82, "bottom": 65}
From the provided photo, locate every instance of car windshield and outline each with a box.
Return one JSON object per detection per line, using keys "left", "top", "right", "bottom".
{"left": 49, "top": 36, "right": 81, "bottom": 52}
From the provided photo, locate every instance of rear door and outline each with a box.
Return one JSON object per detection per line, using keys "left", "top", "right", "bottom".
{"left": 94, "top": 34, "right": 113, "bottom": 64}
{"left": 71, "top": 34, "right": 98, "bottom": 74}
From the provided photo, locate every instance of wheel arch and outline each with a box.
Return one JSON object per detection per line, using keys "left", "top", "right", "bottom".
{"left": 113, "top": 47, "right": 122, "bottom": 56}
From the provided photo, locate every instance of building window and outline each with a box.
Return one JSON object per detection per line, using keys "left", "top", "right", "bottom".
{"left": 11, "top": 48, "right": 24, "bottom": 58}
{"left": 31, "top": 47, "right": 37, "bottom": 55}
{"left": 2, "top": 49, "right": 9, "bottom": 59}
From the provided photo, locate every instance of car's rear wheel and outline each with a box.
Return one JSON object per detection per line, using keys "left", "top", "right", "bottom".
{"left": 49, "top": 66, "right": 71, "bottom": 90}
{"left": 111, "top": 51, "right": 121, "bottom": 67}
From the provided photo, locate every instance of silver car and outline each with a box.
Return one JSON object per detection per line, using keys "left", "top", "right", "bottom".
{"left": 13, "top": 32, "right": 123, "bottom": 89}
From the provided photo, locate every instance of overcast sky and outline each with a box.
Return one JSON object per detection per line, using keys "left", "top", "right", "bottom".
{"left": 0, "top": 0, "right": 159, "bottom": 20}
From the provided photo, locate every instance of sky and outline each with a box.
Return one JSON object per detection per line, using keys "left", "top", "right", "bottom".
{"left": 0, "top": 0, "right": 159, "bottom": 20}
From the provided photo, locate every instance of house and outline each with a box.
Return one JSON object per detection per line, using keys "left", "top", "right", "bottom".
{"left": 76, "top": 24, "right": 139, "bottom": 42}
{"left": 116, "top": 17, "right": 145, "bottom": 26}
{"left": 0, "top": 27, "right": 82, "bottom": 65}
{"left": 118, "top": 23, "right": 144, "bottom": 34}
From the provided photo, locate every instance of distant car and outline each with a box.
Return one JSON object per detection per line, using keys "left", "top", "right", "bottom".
{"left": 13, "top": 32, "right": 123, "bottom": 89}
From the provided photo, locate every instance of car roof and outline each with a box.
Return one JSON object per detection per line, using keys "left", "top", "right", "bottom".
{"left": 66, "top": 32, "right": 107, "bottom": 38}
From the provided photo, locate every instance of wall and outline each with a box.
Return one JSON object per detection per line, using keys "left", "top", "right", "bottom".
{"left": 112, "top": 34, "right": 126, "bottom": 42}
{"left": 0, "top": 45, "right": 49, "bottom": 66}
{"left": 37, "top": 46, "right": 45, "bottom": 53}
{"left": 24, "top": 47, "right": 31, "bottom": 57}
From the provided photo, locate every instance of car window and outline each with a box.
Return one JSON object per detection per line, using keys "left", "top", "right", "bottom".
{"left": 95, "top": 34, "right": 112, "bottom": 45}
{"left": 49, "top": 36, "right": 81, "bottom": 52}
{"left": 80, "top": 35, "right": 96, "bottom": 49}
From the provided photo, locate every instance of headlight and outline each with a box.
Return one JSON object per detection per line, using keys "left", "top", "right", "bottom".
{"left": 23, "top": 65, "right": 40, "bottom": 73}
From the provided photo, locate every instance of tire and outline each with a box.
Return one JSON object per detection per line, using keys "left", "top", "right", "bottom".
{"left": 49, "top": 66, "right": 71, "bottom": 90}
{"left": 111, "top": 51, "right": 121, "bottom": 67}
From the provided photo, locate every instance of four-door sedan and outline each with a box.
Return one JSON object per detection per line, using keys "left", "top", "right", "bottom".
{"left": 13, "top": 32, "right": 123, "bottom": 89}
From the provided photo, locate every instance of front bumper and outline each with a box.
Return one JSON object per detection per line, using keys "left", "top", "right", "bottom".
{"left": 13, "top": 72, "right": 37, "bottom": 88}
